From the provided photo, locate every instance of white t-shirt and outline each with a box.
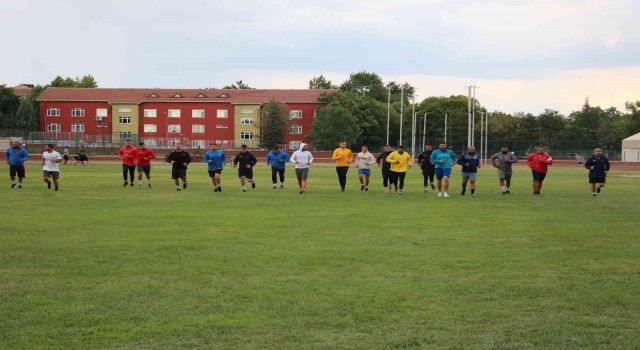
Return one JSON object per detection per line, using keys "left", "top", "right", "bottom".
{"left": 290, "top": 150, "right": 313, "bottom": 169}
{"left": 42, "top": 151, "right": 62, "bottom": 172}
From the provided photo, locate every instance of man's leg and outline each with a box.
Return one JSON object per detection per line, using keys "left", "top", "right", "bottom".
{"left": 129, "top": 166, "right": 135, "bottom": 184}
{"left": 365, "top": 175, "right": 369, "bottom": 187}
{"left": 398, "top": 172, "right": 406, "bottom": 193}
{"left": 443, "top": 176, "right": 450, "bottom": 195}
{"left": 470, "top": 179, "right": 476, "bottom": 196}
{"left": 461, "top": 173, "right": 468, "bottom": 195}
{"left": 271, "top": 167, "right": 278, "bottom": 186}
{"left": 279, "top": 169, "right": 285, "bottom": 187}
{"left": 122, "top": 165, "right": 129, "bottom": 185}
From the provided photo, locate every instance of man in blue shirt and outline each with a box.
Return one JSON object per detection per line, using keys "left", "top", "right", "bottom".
{"left": 429, "top": 142, "right": 456, "bottom": 197}
{"left": 457, "top": 146, "right": 481, "bottom": 197}
{"left": 202, "top": 143, "right": 227, "bottom": 192}
{"left": 266, "top": 146, "right": 290, "bottom": 189}
{"left": 5, "top": 141, "right": 29, "bottom": 189}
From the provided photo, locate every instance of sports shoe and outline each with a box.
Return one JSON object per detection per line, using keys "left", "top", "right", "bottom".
{"left": 54, "top": 186, "right": 58, "bottom": 191}
{"left": 443, "top": 193, "right": 449, "bottom": 198}
{"left": 273, "top": 184, "right": 277, "bottom": 189}
{"left": 148, "top": 183, "right": 152, "bottom": 188}
{"left": 365, "top": 187, "right": 368, "bottom": 191}
{"left": 461, "top": 188, "right": 466, "bottom": 196}
{"left": 252, "top": 182, "right": 256, "bottom": 189}
{"left": 341, "top": 187, "right": 345, "bottom": 192}
{"left": 47, "top": 182, "right": 51, "bottom": 189}
{"left": 471, "top": 193, "right": 475, "bottom": 197}
{"left": 11, "top": 183, "right": 16, "bottom": 189}
{"left": 280, "top": 183, "right": 284, "bottom": 188}
{"left": 130, "top": 182, "right": 134, "bottom": 187}
{"left": 176, "top": 188, "right": 181, "bottom": 191}
{"left": 506, "top": 190, "right": 510, "bottom": 194}
{"left": 138, "top": 184, "right": 142, "bottom": 189}
{"left": 438, "top": 192, "right": 443, "bottom": 197}
{"left": 424, "top": 188, "right": 428, "bottom": 193}
{"left": 299, "top": 190, "right": 304, "bottom": 194}
{"left": 18, "top": 184, "right": 22, "bottom": 189}
{"left": 123, "top": 182, "right": 128, "bottom": 187}
{"left": 398, "top": 190, "right": 402, "bottom": 195}
{"left": 214, "top": 187, "right": 219, "bottom": 192}
{"left": 361, "top": 185, "right": 365, "bottom": 191}
{"left": 502, "top": 191, "right": 506, "bottom": 195}
{"left": 242, "top": 188, "right": 247, "bottom": 192}
{"left": 592, "top": 193, "right": 597, "bottom": 197}
{"left": 218, "top": 186, "right": 222, "bottom": 192}
{"left": 596, "top": 187, "right": 601, "bottom": 194}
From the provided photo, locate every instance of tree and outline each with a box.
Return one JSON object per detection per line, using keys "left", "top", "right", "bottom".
{"left": 307, "top": 106, "right": 360, "bottom": 150}
{"left": 78, "top": 75, "right": 98, "bottom": 88}
{"left": 537, "top": 109, "right": 566, "bottom": 141}
{"left": 0, "top": 85, "right": 20, "bottom": 128}
{"left": 223, "top": 80, "right": 253, "bottom": 89}
{"left": 50, "top": 75, "right": 98, "bottom": 88}
{"left": 15, "top": 98, "right": 37, "bottom": 130}
{"left": 260, "top": 99, "right": 288, "bottom": 149}
{"left": 308, "top": 75, "right": 337, "bottom": 89}
{"left": 339, "top": 71, "right": 387, "bottom": 102}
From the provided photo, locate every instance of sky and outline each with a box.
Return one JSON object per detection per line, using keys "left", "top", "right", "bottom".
{"left": 1, "top": 0, "right": 639, "bottom": 115}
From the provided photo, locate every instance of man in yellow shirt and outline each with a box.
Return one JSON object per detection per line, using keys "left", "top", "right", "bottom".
{"left": 385, "top": 145, "right": 412, "bottom": 194}
{"left": 331, "top": 140, "right": 353, "bottom": 192}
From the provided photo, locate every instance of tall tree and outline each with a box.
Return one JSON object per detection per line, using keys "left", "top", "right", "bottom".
{"left": 307, "top": 106, "right": 360, "bottom": 150}
{"left": 50, "top": 75, "right": 98, "bottom": 88}
{"left": 339, "top": 71, "right": 387, "bottom": 102}
{"left": 15, "top": 98, "right": 37, "bottom": 130}
{"left": 537, "top": 109, "right": 566, "bottom": 141}
{"left": 308, "top": 75, "right": 337, "bottom": 89}
{"left": 260, "top": 99, "right": 288, "bottom": 149}
{"left": 223, "top": 80, "right": 253, "bottom": 89}
{"left": 0, "top": 85, "right": 20, "bottom": 117}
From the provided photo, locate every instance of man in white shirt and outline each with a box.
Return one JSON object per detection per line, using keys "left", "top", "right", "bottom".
{"left": 42, "top": 144, "right": 63, "bottom": 191}
{"left": 290, "top": 143, "right": 313, "bottom": 194}
{"left": 355, "top": 145, "right": 376, "bottom": 191}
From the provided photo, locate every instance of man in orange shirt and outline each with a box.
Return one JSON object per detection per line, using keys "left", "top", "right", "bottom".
{"left": 118, "top": 139, "right": 138, "bottom": 187}
{"left": 135, "top": 142, "right": 156, "bottom": 189}
{"left": 331, "top": 140, "right": 353, "bottom": 192}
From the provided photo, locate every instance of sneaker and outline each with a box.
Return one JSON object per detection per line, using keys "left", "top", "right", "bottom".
{"left": 176, "top": 188, "right": 181, "bottom": 191}
{"left": 596, "top": 187, "right": 601, "bottom": 194}
{"left": 138, "top": 184, "right": 142, "bottom": 189}
{"left": 11, "top": 183, "right": 16, "bottom": 189}
{"left": 18, "top": 184, "right": 22, "bottom": 189}
{"left": 214, "top": 187, "right": 219, "bottom": 192}
{"left": 424, "top": 188, "right": 428, "bottom": 193}
{"left": 218, "top": 186, "right": 222, "bottom": 192}
{"left": 592, "top": 193, "right": 597, "bottom": 197}
{"left": 361, "top": 185, "right": 365, "bottom": 191}
{"left": 398, "top": 190, "right": 402, "bottom": 195}
{"left": 273, "top": 184, "right": 277, "bottom": 189}
{"left": 471, "top": 193, "right": 475, "bottom": 197}
{"left": 461, "top": 188, "right": 466, "bottom": 196}
{"left": 299, "top": 190, "right": 304, "bottom": 194}
{"left": 430, "top": 183, "right": 435, "bottom": 190}
{"left": 148, "top": 183, "right": 152, "bottom": 188}
{"left": 502, "top": 191, "right": 506, "bottom": 195}
{"left": 506, "top": 190, "right": 510, "bottom": 194}
{"left": 130, "top": 183, "right": 134, "bottom": 187}
{"left": 54, "top": 186, "right": 58, "bottom": 191}
{"left": 341, "top": 187, "right": 345, "bottom": 192}
{"left": 438, "top": 192, "right": 443, "bottom": 197}
{"left": 280, "top": 183, "right": 284, "bottom": 188}
{"left": 123, "top": 182, "right": 128, "bottom": 187}
{"left": 365, "top": 187, "right": 368, "bottom": 191}
{"left": 252, "top": 182, "right": 256, "bottom": 189}
{"left": 47, "top": 182, "right": 51, "bottom": 189}
{"left": 242, "top": 188, "right": 247, "bottom": 192}
{"left": 183, "top": 183, "right": 187, "bottom": 189}
{"left": 443, "top": 193, "right": 449, "bottom": 198}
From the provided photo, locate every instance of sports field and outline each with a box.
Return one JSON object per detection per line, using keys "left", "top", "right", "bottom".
{"left": 1, "top": 161, "right": 639, "bottom": 349}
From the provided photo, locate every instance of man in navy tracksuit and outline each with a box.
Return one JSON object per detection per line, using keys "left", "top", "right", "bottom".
{"left": 584, "top": 147, "right": 610, "bottom": 196}
{"left": 266, "top": 146, "right": 290, "bottom": 189}
{"left": 456, "top": 146, "right": 481, "bottom": 196}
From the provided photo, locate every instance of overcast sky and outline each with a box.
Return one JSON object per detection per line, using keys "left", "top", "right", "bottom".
{"left": 1, "top": 0, "right": 639, "bottom": 114}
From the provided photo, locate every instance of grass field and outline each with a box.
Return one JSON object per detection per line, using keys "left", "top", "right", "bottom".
{"left": 1, "top": 161, "right": 639, "bottom": 349}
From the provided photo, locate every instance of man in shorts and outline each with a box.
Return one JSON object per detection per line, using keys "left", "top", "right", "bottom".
{"left": 290, "top": 143, "right": 313, "bottom": 194}
{"left": 456, "top": 146, "right": 481, "bottom": 197}
{"left": 355, "top": 145, "right": 376, "bottom": 191}
{"left": 526, "top": 147, "right": 553, "bottom": 195}
{"left": 233, "top": 144, "right": 257, "bottom": 192}
{"left": 42, "top": 143, "right": 62, "bottom": 191}
{"left": 135, "top": 142, "right": 156, "bottom": 189}
{"left": 490, "top": 146, "right": 518, "bottom": 194}
{"left": 430, "top": 142, "right": 456, "bottom": 198}
{"left": 266, "top": 145, "right": 289, "bottom": 189}
{"left": 376, "top": 145, "right": 393, "bottom": 192}
{"left": 6, "top": 141, "right": 29, "bottom": 189}
{"left": 203, "top": 143, "right": 227, "bottom": 192}
{"left": 585, "top": 148, "right": 610, "bottom": 196}
{"left": 119, "top": 139, "right": 138, "bottom": 187}
{"left": 166, "top": 143, "right": 191, "bottom": 191}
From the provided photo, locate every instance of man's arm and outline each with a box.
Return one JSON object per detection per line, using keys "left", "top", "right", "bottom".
{"left": 331, "top": 149, "right": 340, "bottom": 160}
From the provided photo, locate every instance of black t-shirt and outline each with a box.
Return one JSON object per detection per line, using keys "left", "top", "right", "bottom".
{"left": 233, "top": 152, "right": 257, "bottom": 168}
{"left": 167, "top": 151, "right": 191, "bottom": 169}
{"left": 418, "top": 151, "right": 435, "bottom": 171}
{"left": 376, "top": 151, "right": 392, "bottom": 170}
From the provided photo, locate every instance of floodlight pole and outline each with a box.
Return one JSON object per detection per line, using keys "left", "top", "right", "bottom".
{"left": 480, "top": 112, "right": 485, "bottom": 165}
{"left": 411, "top": 95, "right": 416, "bottom": 163}
{"left": 444, "top": 113, "right": 448, "bottom": 144}
{"left": 485, "top": 112, "right": 489, "bottom": 166}
{"left": 386, "top": 86, "right": 391, "bottom": 145}
{"left": 467, "top": 86, "right": 472, "bottom": 147}
{"left": 422, "top": 112, "right": 427, "bottom": 150}
{"left": 399, "top": 87, "right": 404, "bottom": 146}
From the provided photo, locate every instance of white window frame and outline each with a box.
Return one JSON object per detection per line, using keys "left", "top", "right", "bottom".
{"left": 46, "top": 108, "right": 60, "bottom": 117}
{"left": 144, "top": 124, "right": 157, "bottom": 133}
{"left": 215, "top": 124, "right": 228, "bottom": 129}
{"left": 289, "top": 140, "right": 302, "bottom": 150}
{"left": 192, "top": 124, "right": 205, "bottom": 133}
{"left": 71, "top": 108, "right": 85, "bottom": 117}
{"left": 289, "top": 110, "right": 302, "bottom": 119}
{"left": 240, "top": 108, "right": 255, "bottom": 114}
{"left": 192, "top": 109, "right": 205, "bottom": 118}
{"left": 240, "top": 117, "right": 254, "bottom": 125}
{"left": 191, "top": 140, "right": 205, "bottom": 149}
{"left": 240, "top": 132, "right": 254, "bottom": 140}
{"left": 71, "top": 123, "right": 85, "bottom": 132}
{"left": 118, "top": 108, "right": 132, "bottom": 113}
{"left": 168, "top": 109, "right": 181, "bottom": 118}
{"left": 289, "top": 125, "right": 302, "bottom": 134}
{"left": 96, "top": 108, "right": 108, "bottom": 117}
{"left": 118, "top": 131, "right": 132, "bottom": 140}
{"left": 168, "top": 124, "right": 181, "bottom": 133}
{"left": 118, "top": 116, "right": 132, "bottom": 124}
{"left": 217, "top": 109, "right": 228, "bottom": 118}
{"left": 167, "top": 139, "right": 181, "bottom": 147}
{"left": 144, "top": 109, "right": 157, "bottom": 118}
{"left": 47, "top": 123, "right": 61, "bottom": 132}
{"left": 145, "top": 139, "right": 157, "bottom": 147}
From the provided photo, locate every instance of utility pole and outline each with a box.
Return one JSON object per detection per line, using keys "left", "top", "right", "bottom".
{"left": 444, "top": 113, "right": 448, "bottom": 144}
{"left": 411, "top": 94, "right": 416, "bottom": 163}
{"left": 422, "top": 112, "right": 427, "bottom": 150}
{"left": 386, "top": 86, "right": 391, "bottom": 145}
{"left": 399, "top": 87, "right": 404, "bottom": 146}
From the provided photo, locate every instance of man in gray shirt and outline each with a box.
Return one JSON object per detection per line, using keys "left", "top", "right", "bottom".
{"left": 490, "top": 145, "right": 518, "bottom": 194}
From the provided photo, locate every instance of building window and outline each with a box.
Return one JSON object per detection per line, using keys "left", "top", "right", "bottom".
{"left": 240, "top": 117, "right": 254, "bottom": 125}
{"left": 46, "top": 108, "right": 60, "bottom": 117}
{"left": 168, "top": 109, "right": 181, "bottom": 118}
{"left": 71, "top": 123, "right": 85, "bottom": 132}
{"left": 192, "top": 124, "right": 205, "bottom": 133}
{"left": 289, "top": 110, "right": 302, "bottom": 119}
{"left": 144, "top": 109, "right": 157, "bottom": 118}
{"left": 168, "top": 139, "right": 181, "bottom": 147}
{"left": 240, "top": 108, "right": 255, "bottom": 114}
{"left": 217, "top": 109, "right": 228, "bottom": 118}
{"left": 97, "top": 122, "right": 108, "bottom": 128}
{"left": 168, "top": 124, "right": 181, "bottom": 133}
{"left": 118, "top": 116, "right": 132, "bottom": 124}
{"left": 118, "top": 132, "right": 132, "bottom": 140}
{"left": 240, "top": 132, "right": 253, "bottom": 140}
{"left": 192, "top": 109, "right": 205, "bottom": 118}
{"left": 196, "top": 93, "right": 206, "bottom": 98}
{"left": 289, "top": 140, "right": 301, "bottom": 150}
{"left": 118, "top": 108, "right": 132, "bottom": 113}
{"left": 144, "top": 124, "right": 157, "bottom": 133}
{"left": 145, "top": 139, "right": 157, "bottom": 147}
{"left": 289, "top": 125, "right": 302, "bottom": 134}
{"left": 192, "top": 140, "right": 205, "bottom": 148}
{"left": 47, "top": 123, "right": 61, "bottom": 132}
{"left": 149, "top": 92, "right": 158, "bottom": 98}
{"left": 71, "top": 108, "right": 85, "bottom": 117}
{"left": 215, "top": 124, "right": 228, "bottom": 129}
{"left": 96, "top": 108, "right": 108, "bottom": 118}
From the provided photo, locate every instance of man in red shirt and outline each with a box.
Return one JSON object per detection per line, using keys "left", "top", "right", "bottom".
{"left": 135, "top": 142, "right": 156, "bottom": 189}
{"left": 118, "top": 139, "right": 138, "bottom": 187}
{"left": 526, "top": 147, "right": 553, "bottom": 195}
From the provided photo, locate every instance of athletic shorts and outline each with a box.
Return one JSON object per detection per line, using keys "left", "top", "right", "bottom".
{"left": 171, "top": 168, "right": 187, "bottom": 179}
{"left": 9, "top": 164, "right": 25, "bottom": 178}
{"left": 497, "top": 170, "right": 512, "bottom": 181}
{"left": 531, "top": 170, "right": 547, "bottom": 182}
{"left": 208, "top": 169, "right": 222, "bottom": 177}
{"left": 295, "top": 168, "right": 309, "bottom": 180}
{"left": 137, "top": 165, "right": 151, "bottom": 175}
{"left": 122, "top": 164, "right": 135, "bottom": 172}
{"left": 42, "top": 170, "right": 59, "bottom": 179}
{"left": 63, "top": 155, "right": 69, "bottom": 161}
{"left": 238, "top": 167, "right": 253, "bottom": 179}
{"left": 435, "top": 168, "right": 452, "bottom": 180}
{"left": 462, "top": 172, "right": 477, "bottom": 181}
{"left": 589, "top": 177, "right": 606, "bottom": 184}
{"left": 358, "top": 169, "right": 371, "bottom": 176}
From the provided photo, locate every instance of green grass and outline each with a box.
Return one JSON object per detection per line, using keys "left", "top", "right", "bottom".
{"left": 1, "top": 161, "right": 639, "bottom": 349}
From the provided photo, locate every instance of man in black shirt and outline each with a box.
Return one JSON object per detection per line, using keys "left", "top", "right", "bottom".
{"left": 417, "top": 144, "right": 436, "bottom": 192}
{"left": 233, "top": 144, "right": 258, "bottom": 192}
{"left": 584, "top": 147, "right": 610, "bottom": 196}
{"left": 166, "top": 143, "right": 191, "bottom": 191}
{"left": 376, "top": 145, "right": 393, "bottom": 193}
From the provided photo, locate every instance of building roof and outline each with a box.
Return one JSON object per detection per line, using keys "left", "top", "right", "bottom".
{"left": 36, "top": 87, "right": 336, "bottom": 104}
{"left": 622, "top": 131, "right": 640, "bottom": 149}
{"left": 13, "top": 84, "right": 34, "bottom": 96}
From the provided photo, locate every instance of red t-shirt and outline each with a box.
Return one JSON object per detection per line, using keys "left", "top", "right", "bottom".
{"left": 136, "top": 149, "right": 156, "bottom": 167}
{"left": 119, "top": 146, "right": 138, "bottom": 166}
{"left": 526, "top": 152, "right": 553, "bottom": 173}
